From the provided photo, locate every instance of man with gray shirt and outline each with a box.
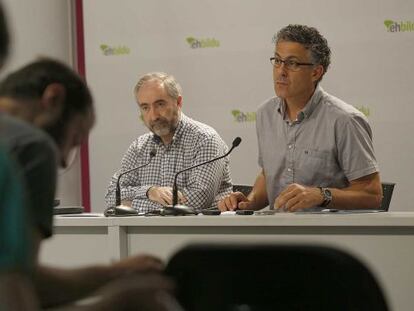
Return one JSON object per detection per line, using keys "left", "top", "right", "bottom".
{"left": 219, "top": 24, "right": 382, "bottom": 212}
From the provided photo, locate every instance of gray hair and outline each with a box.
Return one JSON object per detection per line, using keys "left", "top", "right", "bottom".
{"left": 134, "top": 72, "right": 182, "bottom": 100}
{"left": 273, "top": 24, "right": 331, "bottom": 81}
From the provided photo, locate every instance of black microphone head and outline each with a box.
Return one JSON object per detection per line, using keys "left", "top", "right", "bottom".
{"left": 150, "top": 149, "right": 157, "bottom": 157}
{"left": 232, "top": 137, "right": 242, "bottom": 148}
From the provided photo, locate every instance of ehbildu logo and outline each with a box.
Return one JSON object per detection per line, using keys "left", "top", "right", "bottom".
{"left": 231, "top": 110, "right": 256, "bottom": 123}
{"left": 355, "top": 106, "right": 370, "bottom": 117}
{"left": 384, "top": 20, "right": 414, "bottom": 32}
{"left": 186, "top": 37, "right": 220, "bottom": 49}
{"left": 100, "top": 44, "right": 130, "bottom": 56}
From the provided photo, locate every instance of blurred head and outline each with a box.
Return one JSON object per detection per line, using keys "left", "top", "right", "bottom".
{"left": 271, "top": 25, "right": 330, "bottom": 102}
{"left": 0, "top": 58, "right": 95, "bottom": 167}
{"left": 0, "top": 3, "right": 10, "bottom": 68}
{"left": 134, "top": 72, "right": 182, "bottom": 144}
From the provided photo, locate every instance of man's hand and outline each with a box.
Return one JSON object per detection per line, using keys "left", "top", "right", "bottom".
{"left": 95, "top": 273, "right": 179, "bottom": 311}
{"left": 274, "top": 183, "right": 323, "bottom": 212}
{"left": 218, "top": 192, "right": 254, "bottom": 211}
{"left": 34, "top": 255, "right": 166, "bottom": 309}
{"left": 147, "top": 186, "right": 186, "bottom": 206}
{"left": 111, "top": 255, "right": 164, "bottom": 276}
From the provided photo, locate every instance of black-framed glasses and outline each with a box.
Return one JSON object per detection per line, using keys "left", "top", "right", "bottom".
{"left": 270, "top": 57, "right": 314, "bottom": 71}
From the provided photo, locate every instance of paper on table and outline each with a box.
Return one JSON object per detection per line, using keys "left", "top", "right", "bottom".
{"left": 56, "top": 213, "right": 104, "bottom": 217}
{"left": 295, "top": 208, "right": 386, "bottom": 214}
{"left": 220, "top": 211, "right": 236, "bottom": 216}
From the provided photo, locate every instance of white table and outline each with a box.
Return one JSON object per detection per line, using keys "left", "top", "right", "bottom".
{"left": 41, "top": 212, "right": 414, "bottom": 311}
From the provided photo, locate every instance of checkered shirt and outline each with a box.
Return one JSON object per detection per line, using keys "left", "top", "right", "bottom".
{"left": 105, "top": 113, "right": 233, "bottom": 212}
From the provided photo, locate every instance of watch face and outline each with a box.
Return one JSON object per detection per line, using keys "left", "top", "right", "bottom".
{"left": 324, "top": 189, "right": 332, "bottom": 200}
{"left": 319, "top": 187, "right": 332, "bottom": 207}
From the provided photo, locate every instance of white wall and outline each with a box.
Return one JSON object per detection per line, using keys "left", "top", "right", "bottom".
{"left": 2, "top": 0, "right": 82, "bottom": 206}
{"left": 83, "top": 0, "right": 414, "bottom": 211}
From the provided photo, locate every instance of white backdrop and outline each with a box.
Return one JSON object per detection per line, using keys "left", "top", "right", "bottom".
{"left": 83, "top": 0, "right": 414, "bottom": 212}
{"left": 2, "top": 0, "right": 81, "bottom": 206}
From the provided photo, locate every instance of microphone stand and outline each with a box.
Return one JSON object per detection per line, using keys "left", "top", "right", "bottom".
{"left": 105, "top": 149, "right": 156, "bottom": 216}
{"left": 162, "top": 137, "right": 242, "bottom": 215}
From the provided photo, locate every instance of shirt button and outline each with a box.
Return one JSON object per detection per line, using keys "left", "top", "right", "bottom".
{"left": 287, "top": 168, "right": 292, "bottom": 172}
{"left": 288, "top": 144, "right": 293, "bottom": 149}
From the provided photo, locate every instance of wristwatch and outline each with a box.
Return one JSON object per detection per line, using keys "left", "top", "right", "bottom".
{"left": 318, "top": 187, "right": 332, "bottom": 207}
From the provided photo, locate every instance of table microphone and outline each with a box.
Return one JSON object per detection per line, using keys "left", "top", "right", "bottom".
{"left": 115, "top": 149, "right": 156, "bottom": 206}
{"left": 104, "top": 149, "right": 156, "bottom": 216}
{"left": 162, "top": 137, "right": 242, "bottom": 215}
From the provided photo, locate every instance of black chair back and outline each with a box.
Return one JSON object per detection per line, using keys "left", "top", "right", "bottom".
{"left": 166, "top": 244, "right": 388, "bottom": 311}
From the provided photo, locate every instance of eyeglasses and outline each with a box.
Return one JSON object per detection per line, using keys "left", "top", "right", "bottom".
{"left": 270, "top": 57, "right": 315, "bottom": 71}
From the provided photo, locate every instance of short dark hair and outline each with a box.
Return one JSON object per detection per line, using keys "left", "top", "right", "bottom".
{"left": 0, "top": 58, "right": 94, "bottom": 145}
{"left": 273, "top": 24, "right": 331, "bottom": 81}
{"left": 0, "top": 4, "right": 10, "bottom": 66}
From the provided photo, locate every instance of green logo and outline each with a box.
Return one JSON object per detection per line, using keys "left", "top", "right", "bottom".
{"left": 100, "top": 44, "right": 130, "bottom": 56}
{"left": 231, "top": 110, "right": 256, "bottom": 123}
{"left": 186, "top": 37, "right": 220, "bottom": 49}
{"left": 384, "top": 19, "right": 414, "bottom": 32}
{"left": 356, "top": 106, "right": 370, "bottom": 117}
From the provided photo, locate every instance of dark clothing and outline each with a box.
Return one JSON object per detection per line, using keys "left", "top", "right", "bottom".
{"left": 0, "top": 146, "right": 32, "bottom": 272}
{"left": 0, "top": 114, "right": 57, "bottom": 238}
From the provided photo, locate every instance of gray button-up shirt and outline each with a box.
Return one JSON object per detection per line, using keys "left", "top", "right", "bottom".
{"left": 256, "top": 86, "right": 379, "bottom": 207}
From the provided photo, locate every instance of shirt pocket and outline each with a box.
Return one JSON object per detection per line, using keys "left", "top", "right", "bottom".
{"left": 295, "top": 147, "right": 339, "bottom": 184}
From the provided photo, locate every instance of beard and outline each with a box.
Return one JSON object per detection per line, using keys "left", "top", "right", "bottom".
{"left": 150, "top": 119, "right": 174, "bottom": 137}
{"left": 148, "top": 112, "right": 179, "bottom": 138}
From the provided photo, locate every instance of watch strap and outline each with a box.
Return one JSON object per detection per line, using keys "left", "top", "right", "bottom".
{"left": 318, "top": 187, "right": 332, "bottom": 207}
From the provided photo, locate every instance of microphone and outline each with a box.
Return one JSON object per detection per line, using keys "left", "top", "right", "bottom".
{"left": 165, "top": 137, "right": 242, "bottom": 215}
{"left": 105, "top": 149, "right": 156, "bottom": 216}
{"left": 115, "top": 149, "right": 156, "bottom": 206}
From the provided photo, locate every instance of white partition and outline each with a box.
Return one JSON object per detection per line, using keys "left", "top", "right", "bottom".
{"left": 83, "top": 0, "right": 414, "bottom": 212}
{"left": 2, "top": 0, "right": 82, "bottom": 206}
{"left": 41, "top": 212, "right": 414, "bottom": 311}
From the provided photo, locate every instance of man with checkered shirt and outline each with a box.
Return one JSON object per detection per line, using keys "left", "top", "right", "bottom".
{"left": 105, "top": 72, "right": 232, "bottom": 213}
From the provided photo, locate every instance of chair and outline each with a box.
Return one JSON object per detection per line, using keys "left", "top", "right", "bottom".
{"left": 166, "top": 244, "right": 388, "bottom": 311}
{"left": 232, "top": 184, "right": 252, "bottom": 197}
{"left": 380, "top": 182, "right": 395, "bottom": 211}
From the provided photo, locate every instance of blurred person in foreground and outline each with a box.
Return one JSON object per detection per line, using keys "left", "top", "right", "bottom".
{"left": 0, "top": 3, "right": 39, "bottom": 309}
{"left": 0, "top": 57, "right": 177, "bottom": 310}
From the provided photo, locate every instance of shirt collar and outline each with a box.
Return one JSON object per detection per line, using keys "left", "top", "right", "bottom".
{"left": 170, "top": 112, "right": 185, "bottom": 144}
{"left": 302, "top": 85, "right": 323, "bottom": 118}
{"left": 277, "top": 85, "right": 324, "bottom": 122}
